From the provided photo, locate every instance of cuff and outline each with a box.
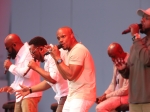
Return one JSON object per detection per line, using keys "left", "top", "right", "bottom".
{"left": 9, "top": 64, "right": 16, "bottom": 73}
{"left": 46, "top": 81, "right": 54, "bottom": 87}
{"left": 132, "top": 36, "right": 135, "bottom": 41}
{"left": 106, "top": 94, "right": 110, "bottom": 99}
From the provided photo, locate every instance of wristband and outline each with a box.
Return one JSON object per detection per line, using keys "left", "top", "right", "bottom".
{"left": 132, "top": 36, "right": 135, "bottom": 41}
{"left": 57, "top": 59, "right": 63, "bottom": 64}
{"left": 29, "top": 87, "right": 32, "bottom": 93}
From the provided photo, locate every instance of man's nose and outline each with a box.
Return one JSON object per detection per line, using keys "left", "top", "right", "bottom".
{"left": 141, "top": 17, "right": 145, "bottom": 23}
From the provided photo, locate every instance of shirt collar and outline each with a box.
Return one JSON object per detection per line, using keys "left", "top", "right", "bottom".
{"left": 16, "top": 42, "right": 29, "bottom": 59}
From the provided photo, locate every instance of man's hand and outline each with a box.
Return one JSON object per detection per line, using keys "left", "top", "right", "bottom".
{"left": 44, "top": 45, "right": 52, "bottom": 51}
{"left": 50, "top": 45, "right": 61, "bottom": 60}
{"left": 0, "top": 86, "right": 14, "bottom": 94}
{"left": 114, "top": 58, "right": 127, "bottom": 71}
{"left": 15, "top": 84, "right": 30, "bottom": 100}
{"left": 28, "top": 60, "right": 38, "bottom": 71}
{"left": 134, "top": 33, "right": 141, "bottom": 40}
{"left": 96, "top": 94, "right": 106, "bottom": 104}
{"left": 129, "top": 24, "right": 140, "bottom": 37}
{"left": 4, "top": 59, "right": 12, "bottom": 70}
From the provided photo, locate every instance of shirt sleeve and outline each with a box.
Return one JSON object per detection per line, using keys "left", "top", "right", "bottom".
{"left": 69, "top": 47, "right": 85, "bottom": 65}
{"left": 105, "top": 65, "right": 129, "bottom": 98}
{"left": 10, "top": 81, "right": 16, "bottom": 90}
{"left": 106, "top": 79, "right": 129, "bottom": 98}
{"left": 105, "top": 66, "right": 116, "bottom": 94}
{"left": 46, "top": 55, "right": 60, "bottom": 86}
{"left": 133, "top": 38, "right": 150, "bottom": 66}
{"left": 8, "top": 51, "right": 36, "bottom": 78}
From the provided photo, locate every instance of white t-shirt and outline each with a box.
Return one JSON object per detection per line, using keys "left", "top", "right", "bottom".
{"left": 65, "top": 43, "right": 96, "bottom": 101}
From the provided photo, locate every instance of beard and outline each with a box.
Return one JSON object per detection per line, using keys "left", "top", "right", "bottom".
{"left": 35, "top": 53, "right": 44, "bottom": 62}
{"left": 40, "top": 54, "right": 44, "bottom": 62}
{"left": 140, "top": 26, "right": 150, "bottom": 34}
{"left": 8, "top": 48, "right": 17, "bottom": 59}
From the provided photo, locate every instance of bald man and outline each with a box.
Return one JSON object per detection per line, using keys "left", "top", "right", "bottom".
{"left": 96, "top": 43, "right": 129, "bottom": 112}
{"left": 50, "top": 26, "right": 96, "bottom": 112}
{"left": 0, "top": 34, "right": 42, "bottom": 112}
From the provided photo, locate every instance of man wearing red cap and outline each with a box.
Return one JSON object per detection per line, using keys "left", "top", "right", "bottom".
{"left": 115, "top": 8, "right": 150, "bottom": 112}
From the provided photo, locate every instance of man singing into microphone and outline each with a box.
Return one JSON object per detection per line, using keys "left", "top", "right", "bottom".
{"left": 50, "top": 26, "right": 96, "bottom": 112}
{"left": 115, "top": 8, "right": 150, "bottom": 112}
{"left": 16, "top": 36, "right": 68, "bottom": 112}
{"left": 0, "top": 34, "right": 42, "bottom": 112}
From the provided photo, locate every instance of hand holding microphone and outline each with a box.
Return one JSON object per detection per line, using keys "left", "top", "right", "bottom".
{"left": 4, "top": 55, "right": 11, "bottom": 74}
{"left": 44, "top": 44, "right": 62, "bottom": 56}
{"left": 122, "top": 23, "right": 142, "bottom": 35}
{"left": 23, "top": 58, "right": 36, "bottom": 76}
{"left": 28, "top": 60, "right": 38, "bottom": 70}
{"left": 24, "top": 44, "right": 62, "bottom": 76}
{"left": 48, "top": 44, "right": 63, "bottom": 60}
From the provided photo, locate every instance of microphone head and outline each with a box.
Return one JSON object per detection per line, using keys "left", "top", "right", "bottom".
{"left": 138, "top": 24, "right": 142, "bottom": 29}
{"left": 7, "top": 54, "right": 11, "bottom": 59}
{"left": 122, "top": 24, "right": 143, "bottom": 35}
{"left": 44, "top": 52, "right": 50, "bottom": 56}
{"left": 122, "top": 30, "right": 129, "bottom": 34}
{"left": 138, "top": 24, "right": 144, "bottom": 34}
{"left": 57, "top": 44, "right": 63, "bottom": 49}
{"left": 44, "top": 44, "right": 63, "bottom": 56}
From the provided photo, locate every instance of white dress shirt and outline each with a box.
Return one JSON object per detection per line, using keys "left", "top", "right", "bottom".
{"left": 9, "top": 42, "right": 42, "bottom": 102}
{"left": 45, "top": 48, "right": 68, "bottom": 103}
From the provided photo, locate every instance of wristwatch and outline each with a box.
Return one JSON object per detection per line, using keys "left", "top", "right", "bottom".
{"left": 57, "top": 59, "right": 63, "bottom": 64}
{"left": 29, "top": 87, "right": 32, "bottom": 93}
{"left": 132, "top": 36, "right": 135, "bottom": 41}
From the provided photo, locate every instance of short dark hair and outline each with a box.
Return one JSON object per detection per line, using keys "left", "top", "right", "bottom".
{"left": 29, "top": 36, "right": 47, "bottom": 47}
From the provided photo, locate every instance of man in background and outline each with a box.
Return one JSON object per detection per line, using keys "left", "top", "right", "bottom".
{"left": 96, "top": 43, "right": 129, "bottom": 112}
{"left": 0, "top": 34, "right": 42, "bottom": 112}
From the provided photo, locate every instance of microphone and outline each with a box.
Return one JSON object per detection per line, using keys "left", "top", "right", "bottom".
{"left": 24, "top": 44, "right": 63, "bottom": 76}
{"left": 23, "top": 58, "right": 36, "bottom": 76}
{"left": 57, "top": 44, "right": 63, "bottom": 49}
{"left": 122, "top": 24, "right": 142, "bottom": 34}
{"left": 44, "top": 44, "right": 63, "bottom": 56}
{"left": 23, "top": 67, "right": 30, "bottom": 76}
{"left": 4, "top": 55, "right": 11, "bottom": 74}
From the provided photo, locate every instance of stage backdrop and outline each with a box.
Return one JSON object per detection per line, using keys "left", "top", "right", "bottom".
{"left": 0, "top": 1, "right": 11, "bottom": 111}
{"left": 1, "top": 0, "right": 149, "bottom": 112}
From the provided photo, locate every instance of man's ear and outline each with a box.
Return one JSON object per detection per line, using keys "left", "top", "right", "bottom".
{"left": 39, "top": 47, "right": 46, "bottom": 54}
{"left": 39, "top": 47, "right": 43, "bottom": 52}
{"left": 71, "top": 33, "right": 74, "bottom": 38}
{"left": 12, "top": 43, "right": 16, "bottom": 49}
{"left": 39, "top": 47, "right": 43, "bottom": 51}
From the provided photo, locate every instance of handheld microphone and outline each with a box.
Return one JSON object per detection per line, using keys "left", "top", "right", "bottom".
{"left": 24, "top": 44, "right": 63, "bottom": 76}
{"left": 57, "top": 44, "right": 63, "bottom": 49}
{"left": 44, "top": 44, "right": 63, "bottom": 56}
{"left": 122, "top": 24, "right": 142, "bottom": 34}
{"left": 4, "top": 55, "right": 11, "bottom": 74}
{"left": 23, "top": 68, "right": 30, "bottom": 76}
{"left": 23, "top": 58, "right": 36, "bottom": 76}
